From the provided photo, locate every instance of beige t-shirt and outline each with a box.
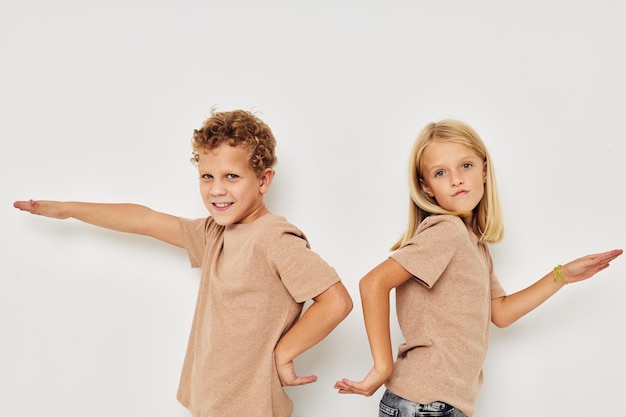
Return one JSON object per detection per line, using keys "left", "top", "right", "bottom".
{"left": 176, "top": 214, "right": 341, "bottom": 417}
{"left": 387, "top": 215, "right": 506, "bottom": 417}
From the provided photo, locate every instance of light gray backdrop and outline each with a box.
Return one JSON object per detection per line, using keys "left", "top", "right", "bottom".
{"left": 1, "top": 1, "right": 624, "bottom": 416}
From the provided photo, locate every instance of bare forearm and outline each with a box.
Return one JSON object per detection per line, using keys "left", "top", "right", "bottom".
{"left": 360, "top": 277, "right": 395, "bottom": 377}
{"left": 59, "top": 202, "right": 152, "bottom": 231}
{"left": 491, "top": 272, "right": 563, "bottom": 328}
{"left": 14, "top": 200, "right": 183, "bottom": 247}
{"left": 275, "top": 282, "right": 351, "bottom": 365}
{"left": 333, "top": 259, "right": 411, "bottom": 396}
{"left": 275, "top": 305, "right": 338, "bottom": 363}
{"left": 492, "top": 249, "right": 623, "bottom": 328}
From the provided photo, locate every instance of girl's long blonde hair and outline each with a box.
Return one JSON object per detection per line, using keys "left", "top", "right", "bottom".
{"left": 392, "top": 120, "right": 504, "bottom": 250}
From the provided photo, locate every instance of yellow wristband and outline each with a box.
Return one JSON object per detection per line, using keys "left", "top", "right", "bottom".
{"left": 553, "top": 264, "right": 568, "bottom": 285}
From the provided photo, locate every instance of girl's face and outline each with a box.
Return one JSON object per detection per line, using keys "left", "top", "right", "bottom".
{"left": 197, "top": 142, "right": 273, "bottom": 226}
{"left": 419, "top": 141, "right": 486, "bottom": 215}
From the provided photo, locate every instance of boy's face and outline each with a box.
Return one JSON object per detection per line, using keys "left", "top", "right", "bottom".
{"left": 197, "top": 142, "right": 273, "bottom": 226}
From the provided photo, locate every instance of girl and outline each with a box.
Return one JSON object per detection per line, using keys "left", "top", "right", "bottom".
{"left": 334, "top": 120, "right": 622, "bottom": 417}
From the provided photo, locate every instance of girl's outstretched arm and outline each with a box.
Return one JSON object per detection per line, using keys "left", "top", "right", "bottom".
{"left": 334, "top": 258, "right": 412, "bottom": 397}
{"left": 491, "top": 249, "right": 623, "bottom": 328}
{"left": 13, "top": 199, "right": 184, "bottom": 248}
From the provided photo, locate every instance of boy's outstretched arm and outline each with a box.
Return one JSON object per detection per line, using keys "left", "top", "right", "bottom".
{"left": 13, "top": 199, "right": 184, "bottom": 248}
{"left": 491, "top": 248, "right": 623, "bottom": 328}
{"left": 274, "top": 281, "right": 352, "bottom": 387}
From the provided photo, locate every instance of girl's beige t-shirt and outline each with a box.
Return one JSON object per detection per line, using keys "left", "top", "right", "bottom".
{"left": 388, "top": 215, "right": 506, "bottom": 417}
{"left": 176, "top": 214, "right": 341, "bottom": 417}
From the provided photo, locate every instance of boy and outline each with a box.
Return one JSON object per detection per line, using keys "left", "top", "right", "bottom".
{"left": 14, "top": 109, "right": 353, "bottom": 417}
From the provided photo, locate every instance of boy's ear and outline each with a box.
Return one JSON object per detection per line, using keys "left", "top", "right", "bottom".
{"left": 259, "top": 168, "right": 274, "bottom": 194}
{"left": 419, "top": 178, "right": 434, "bottom": 197}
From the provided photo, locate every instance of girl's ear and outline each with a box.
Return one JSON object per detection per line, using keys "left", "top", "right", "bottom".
{"left": 483, "top": 161, "right": 487, "bottom": 183}
{"left": 419, "top": 178, "right": 434, "bottom": 197}
{"left": 259, "top": 168, "right": 274, "bottom": 194}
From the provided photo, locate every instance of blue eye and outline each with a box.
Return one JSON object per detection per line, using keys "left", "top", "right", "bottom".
{"left": 201, "top": 174, "right": 213, "bottom": 180}
{"left": 434, "top": 170, "right": 445, "bottom": 177}
{"left": 226, "top": 174, "right": 239, "bottom": 179}
{"left": 462, "top": 162, "right": 473, "bottom": 169}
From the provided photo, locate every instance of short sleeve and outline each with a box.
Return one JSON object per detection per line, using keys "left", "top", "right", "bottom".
{"left": 179, "top": 217, "right": 223, "bottom": 268}
{"left": 267, "top": 228, "right": 341, "bottom": 303}
{"left": 390, "top": 216, "right": 464, "bottom": 288}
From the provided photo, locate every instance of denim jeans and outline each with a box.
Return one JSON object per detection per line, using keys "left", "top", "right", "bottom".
{"left": 379, "top": 389, "right": 467, "bottom": 417}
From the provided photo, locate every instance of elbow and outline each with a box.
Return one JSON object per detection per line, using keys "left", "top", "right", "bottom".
{"left": 358, "top": 273, "right": 378, "bottom": 296}
{"left": 346, "top": 294, "right": 354, "bottom": 316}
{"left": 491, "top": 296, "right": 516, "bottom": 328}
{"left": 337, "top": 289, "right": 353, "bottom": 320}
{"left": 491, "top": 316, "right": 510, "bottom": 329}
{"left": 491, "top": 311, "right": 515, "bottom": 329}
{"left": 326, "top": 296, "right": 352, "bottom": 330}
{"left": 326, "top": 282, "right": 353, "bottom": 323}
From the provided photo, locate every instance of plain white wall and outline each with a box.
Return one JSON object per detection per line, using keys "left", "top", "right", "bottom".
{"left": 1, "top": 1, "right": 624, "bottom": 416}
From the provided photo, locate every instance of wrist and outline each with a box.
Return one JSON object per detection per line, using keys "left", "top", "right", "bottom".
{"left": 373, "top": 360, "right": 394, "bottom": 380}
{"left": 553, "top": 264, "right": 568, "bottom": 286}
{"left": 273, "top": 344, "right": 293, "bottom": 367}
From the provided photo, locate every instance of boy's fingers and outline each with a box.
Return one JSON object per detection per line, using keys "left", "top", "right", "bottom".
{"left": 14, "top": 200, "right": 38, "bottom": 212}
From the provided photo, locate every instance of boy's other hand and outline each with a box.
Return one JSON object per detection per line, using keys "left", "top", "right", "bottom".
{"left": 276, "top": 360, "right": 317, "bottom": 387}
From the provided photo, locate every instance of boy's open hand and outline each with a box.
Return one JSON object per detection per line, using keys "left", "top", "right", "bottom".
{"left": 14, "top": 200, "right": 68, "bottom": 219}
{"left": 276, "top": 360, "right": 317, "bottom": 387}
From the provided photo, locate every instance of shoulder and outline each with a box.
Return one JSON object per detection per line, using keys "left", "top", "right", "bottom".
{"left": 255, "top": 214, "right": 306, "bottom": 238}
{"left": 230, "top": 214, "right": 309, "bottom": 251}
{"left": 258, "top": 216, "right": 317, "bottom": 260}
{"left": 399, "top": 215, "right": 471, "bottom": 253}
{"left": 416, "top": 215, "right": 467, "bottom": 237}
{"left": 179, "top": 216, "right": 224, "bottom": 240}
{"left": 180, "top": 216, "right": 222, "bottom": 231}
{"left": 395, "top": 215, "right": 467, "bottom": 254}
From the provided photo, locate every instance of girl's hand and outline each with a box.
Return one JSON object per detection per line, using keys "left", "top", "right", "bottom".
{"left": 13, "top": 200, "right": 68, "bottom": 219}
{"left": 275, "top": 359, "right": 317, "bottom": 387}
{"left": 334, "top": 365, "right": 390, "bottom": 397}
{"left": 562, "top": 249, "right": 623, "bottom": 284}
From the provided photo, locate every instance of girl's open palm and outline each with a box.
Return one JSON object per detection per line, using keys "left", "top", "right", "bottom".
{"left": 334, "top": 365, "right": 388, "bottom": 397}
{"left": 563, "top": 249, "right": 623, "bottom": 284}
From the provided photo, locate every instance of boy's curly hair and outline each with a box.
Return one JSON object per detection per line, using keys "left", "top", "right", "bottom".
{"left": 191, "top": 109, "right": 277, "bottom": 175}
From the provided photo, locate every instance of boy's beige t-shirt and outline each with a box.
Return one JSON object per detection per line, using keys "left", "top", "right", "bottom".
{"left": 176, "top": 214, "right": 340, "bottom": 417}
{"left": 387, "top": 215, "right": 506, "bottom": 417}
